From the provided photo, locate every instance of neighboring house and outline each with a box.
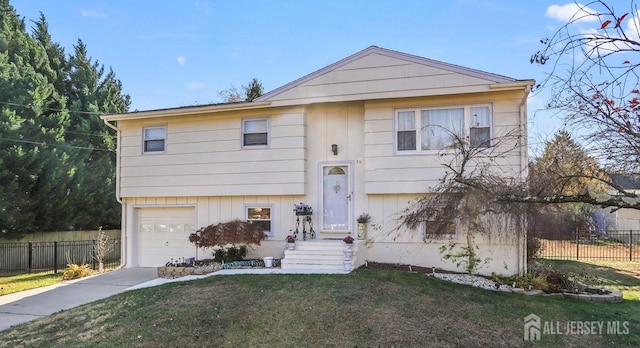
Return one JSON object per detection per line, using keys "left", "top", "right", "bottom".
{"left": 102, "top": 46, "right": 533, "bottom": 275}
{"left": 602, "top": 174, "right": 640, "bottom": 242}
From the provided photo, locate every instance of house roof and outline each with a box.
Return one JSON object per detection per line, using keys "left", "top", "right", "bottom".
{"left": 102, "top": 45, "right": 533, "bottom": 121}
{"left": 610, "top": 173, "right": 640, "bottom": 190}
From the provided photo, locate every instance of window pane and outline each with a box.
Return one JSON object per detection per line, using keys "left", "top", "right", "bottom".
{"left": 425, "top": 220, "right": 456, "bottom": 235}
{"left": 244, "top": 133, "right": 268, "bottom": 146}
{"left": 145, "top": 127, "right": 165, "bottom": 140}
{"left": 470, "top": 107, "right": 490, "bottom": 127}
{"left": 144, "top": 139, "right": 165, "bottom": 152}
{"left": 244, "top": 119, "right": 268, "bottom": 133}
{"left": 397, "top": 111, "right": 416, "bottom": 151}
{"left": 144, "top": 127, "right": 165, "bottom": 152}
{"left": 252, "top": 220, "right": 271, "bottom": 233}
{"left": 397, "top": 111, "right": 415, "bottom": 131}
{"left": 421, "top": 108, "right": 463, "bottom": 150}
{"left": 470, "top": 127, "right": 490, "bottom": 148}
{"left": 397, "top": 131, "right": 416, "bottom": 151}
{"left": 247, "top": 207, "right": 271, "bottom": 234}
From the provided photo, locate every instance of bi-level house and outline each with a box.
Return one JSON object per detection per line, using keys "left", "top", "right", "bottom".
{"left": 102, "top": 46, "right": 534, "bottom": 275}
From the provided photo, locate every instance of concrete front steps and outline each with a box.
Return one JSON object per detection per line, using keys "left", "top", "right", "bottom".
{"left": 280, "top": 239, "right": 360, "bottom": 272}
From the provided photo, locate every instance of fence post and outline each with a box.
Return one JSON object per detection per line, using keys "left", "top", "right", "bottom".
{"left": 92, "top": 239, "right": 96, "bottom": 270}
{"left": 576, "top": 230, "right": 580, "bottom": 260}
{"left": 631, "top": 230, "right": 634, "bottom": 262}
{"left": 28, "top": 242, "right": 33, "bottom": 274}
{"left": 54, "top": 241, "right": 58, "bottom": 274}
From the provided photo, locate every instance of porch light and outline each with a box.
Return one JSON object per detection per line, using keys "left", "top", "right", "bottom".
{"left": 331, "top": 144, "right": 338, "bottom": 155}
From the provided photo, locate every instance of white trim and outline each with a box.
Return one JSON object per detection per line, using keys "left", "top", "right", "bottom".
{"left": 393, "top": 103, "right": 494, "bottom": 155}
{"left": 318, "top": 161, "right": 355, "bottom": 234}
{"left": 142, "top": 125, "right": 167, "bottom": 155}
{"left": 245, "top": 203, "right": 275, "bottom": 237}
{"left": 128, "top": 204, "right": 198, "bottom": 267}
{"left": 241, "top": 117, "right": 270, "bottom": 149}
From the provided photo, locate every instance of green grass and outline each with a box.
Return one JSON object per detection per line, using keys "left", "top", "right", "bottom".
{"left": 0, "top": 272, "right": 61, "bottom": 296}
{"left": 0, "top": 268, "right": 638, "bottom": 347}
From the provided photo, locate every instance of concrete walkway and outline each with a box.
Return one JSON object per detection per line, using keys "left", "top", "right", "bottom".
{"left": 0, "top": 268, "right": 157, "bottom": 332}
{"left": 0, "top": 267, "right": 348, "bottom": 332}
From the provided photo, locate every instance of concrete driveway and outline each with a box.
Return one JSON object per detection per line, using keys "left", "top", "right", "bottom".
{"left": 0, "top": 267, "right": 157, "bottom": 332}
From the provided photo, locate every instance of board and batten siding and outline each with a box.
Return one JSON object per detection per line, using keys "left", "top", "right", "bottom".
{"left": 118, "top": 108, "right": 307, "bottom": 197}
{"left": 363, "top": 91, "right": 526, "bottom": 194}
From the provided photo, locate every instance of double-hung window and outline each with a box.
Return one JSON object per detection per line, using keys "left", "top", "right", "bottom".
{"left": 243, "top": 118, "right": 269, "bottom": 147}
{"left": 395, "top": 105, "right": 492, "bottom": 152}
{"left": 143, "top": 126, "right": 166, "bottom": 153}
{"left": 246, "top": 206, "right": 273, "bottom": 236}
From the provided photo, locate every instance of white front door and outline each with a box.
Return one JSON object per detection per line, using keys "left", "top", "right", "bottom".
{"left": 321, "top": 164, "right": 351, "bottom": 233}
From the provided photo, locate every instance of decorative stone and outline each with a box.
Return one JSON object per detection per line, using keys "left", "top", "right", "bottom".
{"left": 564, "top": 292, "right": 580, "bottom": 300}
{"left": 525, "top": 290, "right": 544, "bottom": 296}
{"left": 511, "top": 288, "right": 525, "bottom": 294}
{"left": 577, "top": 294, "right": 592, "bottom": 301}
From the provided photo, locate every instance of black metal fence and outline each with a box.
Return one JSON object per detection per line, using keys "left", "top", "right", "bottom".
{"left": 532, "top": 230, "right": 639, "bottom": 261}
{"left": 0, "top": 239, "right": 121, "bottom": 274}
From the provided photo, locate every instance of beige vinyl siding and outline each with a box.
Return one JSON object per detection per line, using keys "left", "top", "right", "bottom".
{"left": 267, "top": 53, "right": 499, "bottom": 106}
{"left": 363, "top": 91, "right": 526, "bottom": 194}
{"left": 119, "top": 108, "right": 307, "bottom": 197}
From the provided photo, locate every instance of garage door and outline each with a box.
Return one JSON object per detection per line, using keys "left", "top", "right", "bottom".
{"left": 137, "top": 207, "right": 196, "bottom": 267}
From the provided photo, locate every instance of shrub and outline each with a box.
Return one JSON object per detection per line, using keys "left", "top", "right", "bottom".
{"left": 189, "top": 219, "right": 265, "bottom": 248}
{"left": 213, "top": 245, "right": 248, "bottom": 263}
{"left": 62, "top": 263, "right": 92, "bottom": 280}
{"left": 526, "top": 233, "right": 543, "bottom": 263}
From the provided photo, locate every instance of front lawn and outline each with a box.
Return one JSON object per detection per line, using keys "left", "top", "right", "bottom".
{"left": 0, "top": 268, "right": 637, "bottom": 347}
{"left": 0, "top": 272, "right": 61, "bottom": 296}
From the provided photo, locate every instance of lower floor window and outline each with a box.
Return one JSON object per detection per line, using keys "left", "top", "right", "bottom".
{"left": 246, "top": 206, "right": 272, "bottom": 236}
{"left": 424, "top": 209, "right": 458, "bottom": 237}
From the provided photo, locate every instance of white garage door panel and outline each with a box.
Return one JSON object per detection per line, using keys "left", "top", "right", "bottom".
{"left": 137, "top": 207, "right": 196, "bottom": 267}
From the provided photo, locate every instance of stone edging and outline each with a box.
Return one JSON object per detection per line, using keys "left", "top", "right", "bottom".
{"left": 500, "top": 287, "right": 623, "bottom": 302}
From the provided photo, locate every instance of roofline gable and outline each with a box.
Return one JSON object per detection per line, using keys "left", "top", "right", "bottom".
{"left": 255, "top": 45, "right": 519, "bottom": 102}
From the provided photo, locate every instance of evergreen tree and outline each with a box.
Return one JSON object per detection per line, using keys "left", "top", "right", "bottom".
{"left": 0, "top": 1, "right": 129, "bottom": 237}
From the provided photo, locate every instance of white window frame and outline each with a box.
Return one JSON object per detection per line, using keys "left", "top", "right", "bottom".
{"left": 394, "top": 104, "right": 493, "bottom": 154}
{"left": 245, "top": 204, "right": 274, "bottom": 237}
{"left": 242, "top": 117, "right": 270, "bottom": 148}
{"left": 142, "top": 125, "right": 167, "bottom": 154}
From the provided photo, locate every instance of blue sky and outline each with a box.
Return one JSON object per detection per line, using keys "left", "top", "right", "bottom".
{"left": 9, "top": 0, "right": 613, "bottom": 150}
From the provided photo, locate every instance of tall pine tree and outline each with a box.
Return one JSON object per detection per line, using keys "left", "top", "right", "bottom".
{"left": 0, "top": 0, "right": 129, "bottom": 238}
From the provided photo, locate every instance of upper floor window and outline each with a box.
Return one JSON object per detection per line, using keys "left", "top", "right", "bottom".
{"left": 246, "top": 205, "right": 273, "bottom": 236}
{"left": 143, "top": 126, "right": 166, "bottom": 153}
{"left": 243, "top": 118, "right": 269, "bottom": 147}
{"left": 396, "top": 105, "right": 491, "bottom": 153}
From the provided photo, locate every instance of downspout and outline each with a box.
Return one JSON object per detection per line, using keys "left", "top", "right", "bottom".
{"left": 518, "top": 84, "right": 532, "bottom": 275}
{"left": 103, "top": 118, "right": 127, "bottom": 268}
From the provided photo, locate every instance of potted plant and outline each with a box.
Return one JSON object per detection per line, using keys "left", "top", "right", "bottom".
{"left": 356, "top": 213, "right": 371, "bottom": 240}
{"left": 286, "top": 234, "right": 296, "bottom": 250}
{"left": 343, "top": 235, "right": 354, "bottom": 251}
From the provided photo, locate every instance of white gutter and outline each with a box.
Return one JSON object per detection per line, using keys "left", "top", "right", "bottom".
{"left": 518, "top": 82, "right": 533, "bottom": 275}
{"left": 101, "top": 101, "right": 272, "bottom": 121}
{"left": 102, "top": 118, "right": 127, "bottom": 267}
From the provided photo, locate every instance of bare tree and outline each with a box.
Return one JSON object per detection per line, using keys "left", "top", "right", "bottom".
{"left": 528, "top": 0, "right": 640, "bottom": 209}
{"left": 399, "top": 128, "right": 529, "bottom": 273}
